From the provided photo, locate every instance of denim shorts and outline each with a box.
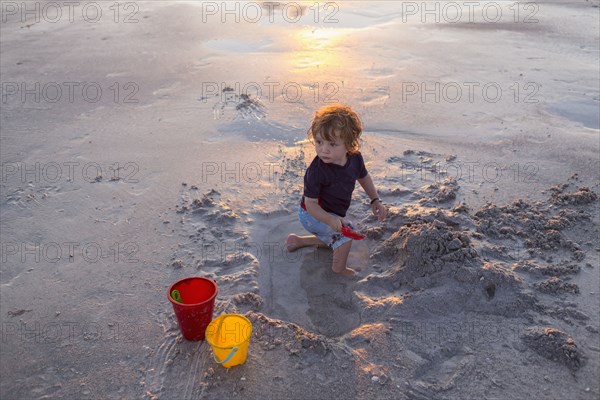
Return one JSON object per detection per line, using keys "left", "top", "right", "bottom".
{"left": 298, "top": 206, "right": 352, "bottom": 250}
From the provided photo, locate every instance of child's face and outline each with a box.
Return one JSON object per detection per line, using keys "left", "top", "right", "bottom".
{"left": 313, "top": 131, "right": 348, "bottom": 166}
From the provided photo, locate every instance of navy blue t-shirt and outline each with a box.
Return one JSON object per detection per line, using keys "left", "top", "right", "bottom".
{"left": 302, "top": 152, "right": 368, "bottom": 217}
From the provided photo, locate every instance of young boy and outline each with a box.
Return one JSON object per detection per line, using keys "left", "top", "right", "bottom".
{"left": 285, "top": 104, "right": 387, "bottom": 276}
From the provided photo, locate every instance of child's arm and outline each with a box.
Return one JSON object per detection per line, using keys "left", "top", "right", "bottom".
{"left": 304, "top": 197, "right": 344, "bottom": 232}
{"left": 358, "top": 174, "right": 387, "bottom": 221}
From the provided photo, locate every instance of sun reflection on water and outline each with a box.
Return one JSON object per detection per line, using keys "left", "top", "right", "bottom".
{"left": 291, "top": 28, "right": 350, "bottom": 71}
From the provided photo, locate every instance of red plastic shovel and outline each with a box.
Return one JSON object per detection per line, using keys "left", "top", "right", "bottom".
{"left": 341, "top": 225, "right": 366, "bottom": 240}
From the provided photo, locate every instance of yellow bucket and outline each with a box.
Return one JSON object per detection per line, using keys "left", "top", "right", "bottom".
{"left": 205, "top": 314, "right": 252, "bottom": 368}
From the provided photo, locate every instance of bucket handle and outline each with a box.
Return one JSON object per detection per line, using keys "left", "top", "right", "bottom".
{"left": 214, "top": 346, "right": 238, "bottom": 365}
{"left": 212, "top": 315, "right": 237, "bottom": 365}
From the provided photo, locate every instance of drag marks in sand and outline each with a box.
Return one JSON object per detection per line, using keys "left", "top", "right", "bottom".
{"left": 142, "top": 305, "right": 237, "bottom": 400}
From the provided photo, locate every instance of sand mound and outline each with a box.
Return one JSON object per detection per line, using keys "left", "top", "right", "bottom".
{"left": 419, "top": 178, "right": 459, "bottom": 204}
{"left": 474, "top": 187, "right": 596, "bottom": 261}
{"left": 536, "top": 276, "right": 580, "bottom": 295}
{"left": 513, "top": 260, "right": 581, "bottom": 277}
{"left": 246, "top": 312, "right": 330, "bottom": 356}
{"left": 371, "top": 217, "right": 478, "bottom": 287}
{"left": 360, "top": 183, "right": 597, "bottom": 326}
{"left": 522, "top": 327, "right": 582, "bottom": 371}
{"left": 364, "top": 210, "right": 538, "bottom": 319}
{"left": 233, "top": 292, "right": 264, "bottom": 311}
{"left": 550, "top": 185, "right": 598, "bottom": 206}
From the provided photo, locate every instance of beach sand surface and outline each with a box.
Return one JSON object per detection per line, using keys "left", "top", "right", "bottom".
{"left": 1, "top": 1, "right": 599, "bottom": 399}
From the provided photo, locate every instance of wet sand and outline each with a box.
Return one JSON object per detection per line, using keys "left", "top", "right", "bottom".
{"left": 1, "top": 1, "right": 599, "bottom": 399}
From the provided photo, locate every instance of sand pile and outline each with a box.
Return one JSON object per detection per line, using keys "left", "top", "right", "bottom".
{"left": 356, "top": 172, "right": 596, "bottom": 379}
{"left": 371, "top": 217, "right": 478, "bottom": 285}
{"left": 522, "top": 327, "right": 582, "bottom": 371}
{"left": 363, "top": 208, "right": 537, "bottom": 320}
{"left": 474, "top": 193, "right": 594, "bottom": 262}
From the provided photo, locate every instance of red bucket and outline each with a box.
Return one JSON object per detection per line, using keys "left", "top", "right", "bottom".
{"left": 167, "top": 277, "right": 218, "bottom": 341}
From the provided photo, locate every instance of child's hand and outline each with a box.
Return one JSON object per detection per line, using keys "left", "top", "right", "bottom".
{"left": 372, "top": 200, "right": 387, "bottom": 221}
{"left": 328, "top": 216, "right": 344, "bottom": 233}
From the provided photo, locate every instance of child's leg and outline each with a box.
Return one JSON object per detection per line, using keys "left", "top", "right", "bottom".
{"left": 285, "top": 234, "right": 327, "bottom": 252}
{"left": 332, "top": 241, "right": 356, "bottom": 276}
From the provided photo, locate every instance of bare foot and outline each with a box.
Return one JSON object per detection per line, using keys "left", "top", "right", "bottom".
{"left": 332, "top": 266, "right": 357, "bottom": 277}
{"left": 285, "top": 234, "right": 301, "bottom": 252}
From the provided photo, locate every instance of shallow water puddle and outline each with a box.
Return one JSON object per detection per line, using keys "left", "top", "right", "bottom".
{"left": 547, "top": 99, "right": 600, "bottom": 129}
{"left": 251, "top": 212, "right": 362, "bottom": 337}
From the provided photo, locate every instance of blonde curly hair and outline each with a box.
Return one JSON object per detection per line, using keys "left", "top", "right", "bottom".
{"left": 307, "top": 104, "right": 363, "bottom": 154}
